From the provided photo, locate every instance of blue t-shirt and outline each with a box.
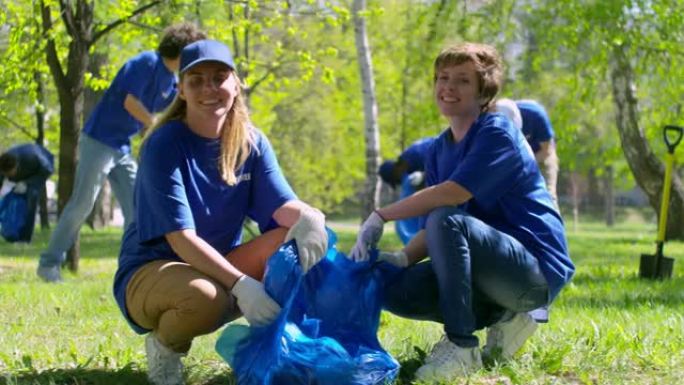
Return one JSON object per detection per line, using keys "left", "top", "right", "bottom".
{"left": 517, "top": 100, "right": 555, "bottom": 153}
{"left": 83, "top": 51, "right": 177, "bottom": 153}
{"left": 423, "top": 113, "right": 573, "bottom": 302}
{"left": 399, "top": 137, "right": 436, "bottom": 173}
{"left": 113, "top": 121, "right": 297, "bottom": 333}
{"left": 0, "top": 143, "right": 54, "bottom": 189}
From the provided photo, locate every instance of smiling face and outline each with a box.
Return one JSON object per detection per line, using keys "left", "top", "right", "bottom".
{"left": 178, "top": 61, "right": 239, "bottom": 125}
{"left": 434, "top": 60, "right": 482, "bottom": 120}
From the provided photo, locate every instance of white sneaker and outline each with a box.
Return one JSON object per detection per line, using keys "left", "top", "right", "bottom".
{"left": 483, "top": 312, "right": 537, "bottom": 361}
{"left": 36, "top": 265, "right": 62, "bottom": 282}
{"left": 415, "top": 336, "right": 483, "bottom": 383}
{"left": 145, "top": 333, "right": 185, "bottom": 385}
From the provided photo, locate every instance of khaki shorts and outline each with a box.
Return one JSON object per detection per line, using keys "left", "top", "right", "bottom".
{"left": 125, "top": 228, "right": 287, "bottom": 352}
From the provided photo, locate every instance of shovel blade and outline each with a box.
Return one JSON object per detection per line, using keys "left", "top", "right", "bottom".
{"left": 639, "top": 254, "right": 674, "bottom": 279}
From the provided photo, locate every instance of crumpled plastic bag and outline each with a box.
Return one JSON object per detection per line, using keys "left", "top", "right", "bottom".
{"left": 216, "top": 229, "right": 401, "bottom": 385}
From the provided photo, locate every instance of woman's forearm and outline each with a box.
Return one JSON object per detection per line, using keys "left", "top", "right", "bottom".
{"left": 377, "top": 181, "right": 472, "bottom": 222}
{"left": 166, "top": 229, "right": 244, "bottom": 289}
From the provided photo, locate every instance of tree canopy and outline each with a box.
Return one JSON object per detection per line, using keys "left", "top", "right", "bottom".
{"left": 0, "top": 0, "right": 682, "bottom": 236}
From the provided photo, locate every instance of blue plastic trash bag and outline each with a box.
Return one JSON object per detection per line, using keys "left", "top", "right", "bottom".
{"left": 0, "top": 192, "right": 28, "bottom": 242}
{"left": 395, "top": 177, "right": 420, "bottom": 245}
{"left": 216, "top": 229, "right": 401, "bottom": 385}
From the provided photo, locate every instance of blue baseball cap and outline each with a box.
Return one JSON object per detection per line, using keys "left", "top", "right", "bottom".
{"left": 180, "top": 40, "right": 236, "bottom": 74}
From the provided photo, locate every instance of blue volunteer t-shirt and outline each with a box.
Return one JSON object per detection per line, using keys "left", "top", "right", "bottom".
{"left": 516, "top": 100, "right": 555, "bottom": 153}
{"left": 83, "top": 51, "right": 177, "bottom": 153}
{"left": 423, "top": 112, "right": 573, "bottom": 302}
{"left": 399, "top": 137, "right": 436, "bottom": 173}
{"left": 113, "top": 121, "right": 297, "bottom": 333}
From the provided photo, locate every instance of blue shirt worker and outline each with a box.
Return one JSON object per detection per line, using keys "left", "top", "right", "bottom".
{"left": 350, "top": 43, "right": 574, "bottom": 383}
{"left": 113, "top": 40, "right": 328, "bottom": 385}
{"left": 0, "top": 143, "right": 54, "bottom": 242}
{"left": 379, "top": 137, "right": 436, "bottom": 244}
{"left": 517, "top": 100, "right": 559, "bottom": 203}
{"left": 37, "top": 23, "right": 206, "bottom": 283}
{"left": 378, "top": 137, "right": 436, "bottom": 188}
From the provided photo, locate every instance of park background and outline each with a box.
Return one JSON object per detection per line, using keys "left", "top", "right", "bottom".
{"left": 0, "top": 0, "right": 683, "bottom": 384}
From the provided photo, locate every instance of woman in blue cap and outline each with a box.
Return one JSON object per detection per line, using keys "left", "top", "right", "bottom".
{"left": 113, "top": 40, "right": 328, "bottom": 385}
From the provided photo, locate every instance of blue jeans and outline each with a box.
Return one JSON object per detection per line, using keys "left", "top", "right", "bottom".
{"left": 383, "top": 207, "right": 549, "bottom": 347}
{"left": 39, "top": 134, "right": 137, "bottom": 268}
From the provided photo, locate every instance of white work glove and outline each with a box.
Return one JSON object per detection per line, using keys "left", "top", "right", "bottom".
{"left": 349, "top": 211, "right": 385, "bottom": 262}
{"left": 13, "top": 182, "right": 27, "bottom": 194}
{"left": 284, "top": 208, "right": 328, "bottom": 273}
{"left": 407, "top": 171, "right": 424, "bottom": 187}
{"left": 231, "top": 275, "right": 281, "bottom": 327}
{"left": 378, "top": 250, "right": 409, "bottom": 268}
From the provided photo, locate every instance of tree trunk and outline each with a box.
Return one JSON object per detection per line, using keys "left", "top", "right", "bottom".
{"left": 570, "top": 171, "right": 580, "bottom": 232}
{"left": 353, "top": 0, "right": 382, "bottom": 220}
{"left": 610, "top": 44, "right": 684, "bottom": 239}
{"left": 57, "top": 90, "right": 84, "bottom": 271}
{"left": 41, "top": 0, "right": 91, "bottom": 271}
{"left": 587, "top": 167, "right": 602, "bottom": 208}
{"left": 33, "top": 71, "right": 50, "bottom": 229}
{"left": 604, "top": 165, "right": 614, "bottom": 226}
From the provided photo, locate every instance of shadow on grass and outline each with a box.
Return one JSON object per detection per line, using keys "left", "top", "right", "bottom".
{"left": 0, "top": 368, "right": 236, "bottom": 385}
{"left": 394, "top": 355, "right": 423, "bottom": 385}
{"left": 0, "top": 367, "right": 148, "bottom": 385}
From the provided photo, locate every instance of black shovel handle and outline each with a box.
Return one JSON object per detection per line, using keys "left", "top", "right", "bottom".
{"left": 664, "top": 125, "right": 683, "bottom": 153}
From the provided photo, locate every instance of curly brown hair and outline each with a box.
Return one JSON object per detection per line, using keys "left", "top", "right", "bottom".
{"left": 158, "top": 23, "right": 207, "bottom": 59}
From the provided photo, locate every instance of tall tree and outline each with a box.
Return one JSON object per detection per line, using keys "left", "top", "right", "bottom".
{"left": 610, "top": 42, "right": 683, "bottom": 237}
{"left": 39, "top": 0, "right": 161, "bottom": 270}
{"left": 526, "top": 0, "right": 684, "bottom": 239}
{"left": 352, "top": 0, "right": 381, "bottom": 220}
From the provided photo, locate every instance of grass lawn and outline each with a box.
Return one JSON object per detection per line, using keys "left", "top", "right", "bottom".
{"left": 1, "top": 217, "right": 683, "bottom": 384}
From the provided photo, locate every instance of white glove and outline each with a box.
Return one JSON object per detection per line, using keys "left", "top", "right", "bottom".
{"left": 349, "top": 211, "right": 385, "bottom": 262}
{"left": 284, "top": 208, "right": 328, "bottom": 273}
{"left": 378, "top": 250, "right": 409, "bottom": 267}
{"left": 407, "top": 171, "right": 424, "bottom": 187}
{"left": 13, "top": 182, "right": 27, "bottom": 194}
{"left": 231, "top": 275, "right": 281, "bottom": 326}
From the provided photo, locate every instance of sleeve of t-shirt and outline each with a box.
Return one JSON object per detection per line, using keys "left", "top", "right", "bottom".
{"left": 116, "top": 53, "right": 155, "bottom": 101}
{"left": 247, "top": 134, "right": 298, "bottom": 231}
{"left": 528, "top": 105, "right": 554, "bottom": 142}
{"left": 136, "top": 134, "right": 195, "bottom": 244}
{"left": 449, "top": 125, "right": 522, "bottom": 204}
{"left": 535, "top": 112, "right": 554, "bottom": 142}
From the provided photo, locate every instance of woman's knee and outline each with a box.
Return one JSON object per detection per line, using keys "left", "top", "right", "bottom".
{"left": 177, "top": 278, "right": 234, "bottom": 333}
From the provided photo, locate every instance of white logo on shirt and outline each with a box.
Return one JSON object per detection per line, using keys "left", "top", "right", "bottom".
{"left": 236, "top": 173, "right": 251, "bottom": 184}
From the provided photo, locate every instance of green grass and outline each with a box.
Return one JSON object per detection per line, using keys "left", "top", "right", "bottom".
{"left": 1, "top": 218, "right": 683, "bottom": 385}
